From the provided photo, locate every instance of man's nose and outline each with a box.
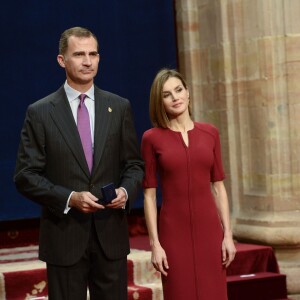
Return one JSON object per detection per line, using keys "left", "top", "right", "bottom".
{"left": 83, "top": 54, "right": 92, "bottom": 65}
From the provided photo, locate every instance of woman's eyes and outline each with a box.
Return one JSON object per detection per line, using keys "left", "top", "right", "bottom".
{"left": 163, "top": 88, "right": 183, "bottom": 98}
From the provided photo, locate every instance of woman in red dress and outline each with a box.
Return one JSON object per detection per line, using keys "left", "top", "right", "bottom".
{"left": 141, "top": 69, "right": 236, "bottom": 299}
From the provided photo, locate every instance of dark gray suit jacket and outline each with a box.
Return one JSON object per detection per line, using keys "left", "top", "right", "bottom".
{"left": 14, "top": 85, "right": 144, "bottom": 266}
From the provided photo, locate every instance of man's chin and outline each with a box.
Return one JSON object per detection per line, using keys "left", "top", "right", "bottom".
{"left": 78, "top": 75, "right": 96, "bottom": 84}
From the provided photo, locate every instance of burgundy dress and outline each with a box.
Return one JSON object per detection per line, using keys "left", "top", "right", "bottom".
{"left": 141, "top": 122, "right": 228, "bottom": 300}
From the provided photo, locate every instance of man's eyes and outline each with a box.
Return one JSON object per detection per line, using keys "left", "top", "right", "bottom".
{"left": 73, "top": 52, "right": 98, "bottom": 57}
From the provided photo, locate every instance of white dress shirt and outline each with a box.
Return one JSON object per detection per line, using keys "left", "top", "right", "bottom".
{"left": 63, "top": 82, "right": 127, "bottom": 213}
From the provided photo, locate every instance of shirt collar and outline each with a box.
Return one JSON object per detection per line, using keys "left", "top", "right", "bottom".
{"left": 64, "top": 81, "right": 95, "bottom": 103}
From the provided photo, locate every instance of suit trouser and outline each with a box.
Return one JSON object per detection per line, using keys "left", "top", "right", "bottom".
{"left": 46, "top": 220, "right": 127, "bottom": 300}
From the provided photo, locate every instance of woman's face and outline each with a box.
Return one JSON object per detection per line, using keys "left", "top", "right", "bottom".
{"left": 162, "top": 76, "right": 189, "bottom": 118}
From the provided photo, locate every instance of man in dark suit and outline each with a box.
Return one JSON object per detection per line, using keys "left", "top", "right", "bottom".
{"left": 14, "top": 27, "right": 144, "bottom": 300}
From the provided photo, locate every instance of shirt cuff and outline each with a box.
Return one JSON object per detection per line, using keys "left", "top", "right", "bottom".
{"left": 64, "top": 191, "right": 74, "bottom": 214}
{"left": 119, "top": 187, "right": 128, "bottom": 209}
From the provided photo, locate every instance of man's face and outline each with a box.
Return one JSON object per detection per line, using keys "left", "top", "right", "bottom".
{"left": 57, "top": 36, "right": 100, "bottom": 88}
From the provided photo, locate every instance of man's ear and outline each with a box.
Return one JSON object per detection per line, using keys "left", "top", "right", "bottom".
{"left": 57, "top": 55, "right": 66, "bottom": 68}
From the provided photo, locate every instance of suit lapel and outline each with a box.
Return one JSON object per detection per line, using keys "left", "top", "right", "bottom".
{"left": 92, "top": 87, "right": 112, "bottom": 176}
{"left": 49, "top": 87, "right": 91, "bottom": 178}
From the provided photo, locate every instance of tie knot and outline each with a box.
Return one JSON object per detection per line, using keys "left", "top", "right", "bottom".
{"left": 79, "top": 94, "right": 87, "bottom": 105}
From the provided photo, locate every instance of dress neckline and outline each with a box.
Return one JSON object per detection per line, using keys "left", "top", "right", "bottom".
{"left": 167, "top": 122, "right": 195, "bottom": 133}
{"left": 167, "top": 122, "right": 195, "bottom": 148}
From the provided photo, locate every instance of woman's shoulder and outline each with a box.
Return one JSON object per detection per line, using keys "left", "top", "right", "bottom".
{"left": 142, "top": 127, "right": 166, "bottom": 142}
{"left": 194, "top": 121, "right": 220, "bottom": 136}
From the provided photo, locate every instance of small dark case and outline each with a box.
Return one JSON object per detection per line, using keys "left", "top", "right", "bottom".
{"left": 101, "top": 183, "right": 117, "bottom": 204}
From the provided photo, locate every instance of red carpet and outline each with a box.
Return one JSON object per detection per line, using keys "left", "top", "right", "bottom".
{"left": 0, "top": 214, "right": 289, "bottom": 299}
{"left": 0, "top": 236, "right": 288, "bottom": 300}
{"left": 0, "top": 246, "right": 159, "bottom": 299}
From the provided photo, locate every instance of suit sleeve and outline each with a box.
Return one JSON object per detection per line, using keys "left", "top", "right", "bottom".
{"left": 14, "top": 104, "right": 72, "bottom": 216}
{"left": 118, "top": 101, "right": 144, "bottom": 211}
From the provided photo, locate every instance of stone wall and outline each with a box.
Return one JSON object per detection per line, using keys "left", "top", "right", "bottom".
{"left": 174, "top": 0, "right": 300, "bottom": 298}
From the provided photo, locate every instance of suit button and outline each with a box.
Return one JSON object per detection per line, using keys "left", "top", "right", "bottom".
{"left": 89, "top": 184, "right": 95, "bottom": 190}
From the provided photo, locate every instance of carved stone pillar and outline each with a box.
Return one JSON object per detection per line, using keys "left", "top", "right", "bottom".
{"left": 175, "top": 0, "right": 300, "bottom": 298}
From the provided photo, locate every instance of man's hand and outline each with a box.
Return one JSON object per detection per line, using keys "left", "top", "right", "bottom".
{"left": 69, "top": 191, "right": 104, "bottom": 213}
{"left": 106, "top": 188, "right": 127, "bottom": 209}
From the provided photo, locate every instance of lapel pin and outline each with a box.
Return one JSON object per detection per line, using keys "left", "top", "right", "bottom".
{"left": 108, "top": 107, "right": 112, "bottom": 112}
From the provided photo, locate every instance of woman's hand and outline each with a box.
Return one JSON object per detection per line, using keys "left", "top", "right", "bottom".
{"left": 151, "top": 244, "right": 169, "bottom": 276}
{"left": 222, "top": 234, "right": 236, "bottom": 268}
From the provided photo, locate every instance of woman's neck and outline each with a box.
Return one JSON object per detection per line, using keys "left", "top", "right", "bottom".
{"left": 168, "top": 116, "right": 194, "bottom": 133}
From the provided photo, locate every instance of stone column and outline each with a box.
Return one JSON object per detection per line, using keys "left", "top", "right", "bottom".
{"left": 174, "top": 0, "right": 300, "bottom": 298}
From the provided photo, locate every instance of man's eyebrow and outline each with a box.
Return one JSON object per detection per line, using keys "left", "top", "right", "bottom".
{"left": 72, "top": 51, "right": 98, "bottom": 54}
{"left": 72, "top": 51, "right": 84, "bottom": 55}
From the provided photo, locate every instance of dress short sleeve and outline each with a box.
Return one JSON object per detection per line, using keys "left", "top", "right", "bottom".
{"left": 141, "top": 130, "right": 158, "bottom": 188}
{"left": 210, "top": 127, "right": 225, "bottom": 182}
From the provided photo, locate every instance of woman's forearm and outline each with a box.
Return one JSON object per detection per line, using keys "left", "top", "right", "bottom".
{"left": 212, "top": 181, "right": 233, "bottom": 236}
{"left": 144, "top": 188, "right": 161, "bottom": 247}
